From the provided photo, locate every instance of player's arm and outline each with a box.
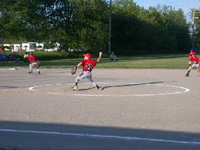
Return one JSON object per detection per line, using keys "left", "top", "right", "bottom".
{"left": 97, "top": 52, "right": 102, "bottom": 62}
{"left": 76, "top": 62, "right": 82, "bottom": 67}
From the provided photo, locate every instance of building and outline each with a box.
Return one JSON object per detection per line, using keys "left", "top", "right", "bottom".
{"left": 13, "top": 44, "right": 21, "bottom": 51}
{"left": 3, "top": 44, "right": 11, "bottom": 51}
{"left": 22, "top": 42, "right": 36, "bottom": 51}
{"left": 2, "top": 42, "right": 60, "bottom": 52}
{"left": 36, "top": 43, "right": 44, "bottom": 51}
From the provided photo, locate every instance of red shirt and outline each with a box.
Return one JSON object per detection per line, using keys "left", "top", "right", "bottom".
{"left": 191, "top": 56, "right": 199, "bottom": 63}
{"left": 189, "top": 52, "right": 196, "bottom": 57}
{"left": 81, "top": 59, "right": 97, "bottom": 71}
{"left": 28, "top": 55, "right": 38, "bottom": 62}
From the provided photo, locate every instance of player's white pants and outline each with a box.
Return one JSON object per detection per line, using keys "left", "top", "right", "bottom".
{"left": 187, "top": 63, "right": 199, "bottom": 72}
{"left": 75, "top": 71, "right": 97, "bottom": 86}
{"left": 29, "top": 61, "right": 40, "bottom": 72}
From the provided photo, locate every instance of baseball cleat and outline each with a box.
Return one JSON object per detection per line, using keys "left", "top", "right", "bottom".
{"left": 73, "top": 85, "right": 78, "bottom": 91}
{"left": 38, "top": 71, "right": 40, "bottom": 74}
{"left": 185, "top": 73, "right": 189, "bottom": 77}
{"left": 97, "top": 86, "right": 104, "bottom": 90}
{"left": 28, "top": 71, "right": 33, "bottom": 74}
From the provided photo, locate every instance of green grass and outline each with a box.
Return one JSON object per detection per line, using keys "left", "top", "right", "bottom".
{"left": 0, "top": 54, "right": 194, "bottom": 69}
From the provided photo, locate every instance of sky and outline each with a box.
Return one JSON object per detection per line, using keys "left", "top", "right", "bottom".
{"left": 133, "top": 0, "right": 200, "bottom": 22}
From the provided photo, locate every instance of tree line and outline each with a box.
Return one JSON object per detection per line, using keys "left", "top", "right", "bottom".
{"left": 0, "top": 0, "right": 193, "bottom": 55}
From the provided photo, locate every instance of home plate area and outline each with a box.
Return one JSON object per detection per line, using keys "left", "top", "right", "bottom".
{"left": 30, "top": 81, "right": 190, "bottom": 97}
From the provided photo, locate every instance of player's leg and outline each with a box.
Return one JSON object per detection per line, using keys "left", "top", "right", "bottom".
{"left": 87, "top": 73, "right": 103, "bottom": 90}
{"left": 189, "top": 61, "right": 192, "bottom": 66}
{"left": 86, "top": 73, "right": 97, "bottom": 86}
{"left": 29, "top": 63, "right": 33, "bottom": 73}
{"left": 73, "top": 71, "right": 88, "bottom": 90}
{"left": 36, "top": 61, "right": 40, "bottom": 74}
{"left": 196, "top": 63, "right": 200, "bottom": 72}
{"left": 186, "top": 67, "right": 192, "bottom": 77}
{"left": 186, "top": 64, "right": 195, "bottom": 77}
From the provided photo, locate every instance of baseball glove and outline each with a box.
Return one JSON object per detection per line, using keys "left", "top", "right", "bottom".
{"left": 71, "top": 66, "right": 77, "bottom": 75}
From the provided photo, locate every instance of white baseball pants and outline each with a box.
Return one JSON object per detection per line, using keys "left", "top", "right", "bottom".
{"left": 75, "top": 71, "right": 97, "bottom": 86}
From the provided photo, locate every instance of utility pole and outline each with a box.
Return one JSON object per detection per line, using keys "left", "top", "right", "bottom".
{"left": 192, "top": 9, "right": 199, "bottom": 50}
{"left": 192, "top": 9, "right": 195, "bottom": 50}
{"left": 108, "top": 0, "right": 112, "bottom": 54}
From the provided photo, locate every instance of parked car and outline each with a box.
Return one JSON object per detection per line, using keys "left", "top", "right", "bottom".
{"left": 0, "top": 54, "right": 8, "bottom": 62}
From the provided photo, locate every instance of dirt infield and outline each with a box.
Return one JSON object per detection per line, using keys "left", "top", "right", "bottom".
{"left": 0, "top": 68, "right": 200, "bottom": 149}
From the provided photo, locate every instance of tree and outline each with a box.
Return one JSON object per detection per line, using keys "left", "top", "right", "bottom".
{"left": 111, "top": 0, "right": 190, "bottom": 55}
{"left": 0, "top": 0, "right": 191, "bottom": 55}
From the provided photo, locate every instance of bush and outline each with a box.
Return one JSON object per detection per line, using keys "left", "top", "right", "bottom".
{"left": 5, "top": 51, "right": 84, "bottom": 61}
{"left": 3, "top": 51, "right": 105, "bottom": 61}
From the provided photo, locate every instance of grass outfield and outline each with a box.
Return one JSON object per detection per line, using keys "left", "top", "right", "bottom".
{"left": 0, "top": 54, "right": 196, "bottom": 69}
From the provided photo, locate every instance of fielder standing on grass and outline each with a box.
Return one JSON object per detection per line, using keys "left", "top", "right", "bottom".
{"left": 72, "top": 52, "right": 103, "bottom": 91}
{"left": 28, "top": 52, "right": 40, "bottom": 74}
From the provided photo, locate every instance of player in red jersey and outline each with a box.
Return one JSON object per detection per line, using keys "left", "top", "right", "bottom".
{"left": 73, "top": 52, "right": 103, "bottom": 90}
{"left": 186, "top": 52, "right": 200, "bottom": 77}
{"left": 188, "top": 50, "right": 196, "bottom": 66}
{"left": 28, "top": 52, "right": 40, "bottom": 74}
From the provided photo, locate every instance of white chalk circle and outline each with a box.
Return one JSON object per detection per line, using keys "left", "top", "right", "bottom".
{"left": 29, "top": 82, "right": 190, "bottom": 97}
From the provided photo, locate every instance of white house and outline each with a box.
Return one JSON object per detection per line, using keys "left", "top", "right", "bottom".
{"left": 22, "top": 42, "right": 36, "bottom": 51}
{"left": 44, "top": 42, "right": 60, "bottom": 51}
{"left": 13, "top": 44, "right": 21, "bottom": 51}
{"left": 36, "top": 43, "right": 44, "bottom": 51}
{"left": 3, "top": 44, "right": 11, "bottom": 51}
{"left": 53, "top": 42, "right": 60, "bottom": 51}
{"left": 3, "top": 42, "right": 60, "bottom": 52}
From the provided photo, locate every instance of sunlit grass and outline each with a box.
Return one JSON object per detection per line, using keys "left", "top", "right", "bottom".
{"left": 0, "top": 54, "right": 193, "bottom": 69}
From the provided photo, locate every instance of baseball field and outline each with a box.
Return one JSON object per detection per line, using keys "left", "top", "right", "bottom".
{"left": 0, "top": 67, "right": 200, "bottom": 150}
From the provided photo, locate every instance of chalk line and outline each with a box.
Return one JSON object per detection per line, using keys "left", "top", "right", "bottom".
{"left": 0, "top": 129, "right": 199, "bottom": 145}
{"left": 29, "top": 82, "right": 190, "bottom": 97}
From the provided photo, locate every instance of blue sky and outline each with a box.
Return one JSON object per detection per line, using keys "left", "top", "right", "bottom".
{"left": 133, "top": 0, "right": 200, "bottom": 22}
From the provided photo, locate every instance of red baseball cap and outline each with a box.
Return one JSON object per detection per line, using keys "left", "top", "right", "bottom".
{"left": 192, "top": 52, "right": 196, "bottom": 55}
{"left": 83, "top": 53, "right": 92, "bottom": 59}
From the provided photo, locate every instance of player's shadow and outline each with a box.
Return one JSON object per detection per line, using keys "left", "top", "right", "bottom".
{"left": 78, "top": 87, "right": 96, "bottom": 91}
{"left": 77, "top": 81, "right": 164, "bottom": 91}
{"left": 0, "top": 85, "right": 19, "bottom": 89}
{"left": 102, "top": 81, "right": 164, "bottom": 90}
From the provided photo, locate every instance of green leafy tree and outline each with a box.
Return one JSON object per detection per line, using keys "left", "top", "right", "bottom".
{"left": 74, "top": 0, "right": 109, "bottom": 52}
{"left": 111, "top": 0, "right": 190, "bottom": 55}
{"left": 0, "top": 0, "right": 191, "bottom": 55}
